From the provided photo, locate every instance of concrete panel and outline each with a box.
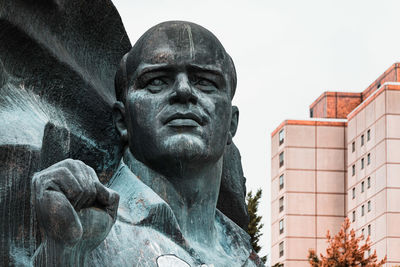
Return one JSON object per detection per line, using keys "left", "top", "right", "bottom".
{"left": 317, "top": 148, "right": 345, "bottom": 171}
{"left": 357, "top": 157, "right": 366, "bottom": 183}
{"left": 317, "top": 194, "right": 345, "bottom": 216}
{"left": 286, "top": 125, "right": 315, "bottom": 148}
{"left": 387, "top": 213, "right": 400, "bottom": 237}
{"left": 375, "top": 91, "right": 386, "bottom": 120}
{"left": 375, "top": 165, "right": 386, "bottom": 196}
{"left": 365, "top": 124, "right": 375, "bottom": 151}
{"left": 316, "top": 171, "right": 345, "bottom": 193}
{"left": 348, "top": 141, "right": 356, "bottom": 167}
{"left": 271, "top": 176, "right": 280, "bottom": 201}
{"left": 316, "top": 126, "right": 345, "bottom": 148}
{"left": 387, "top": 139, "right": 400, "bottom": 163}
{"left": 365, "top": 172, "right": 375, "bottom": 199}
{"left": 286, "top": 192, "right": 315, "bottom": 215}
{"left": 356, "top": 109, "right": 366, "bottom": 136}
{"left": 348, "top": 187, "right": 356, "bottom": 211}
{"left": 375, "top": 141, "right": 386, "bottom": 170}
{"left": 348, "top": 165, "right": 357, "bottom": 190}
{"left": 286, "top": 147, "right": 315, "bottom": 170}
{"left": 374, "top": 239, "right": 386, "bottom": 264}
{"left": 375, "top": 190, "right": 387, "bottom": 218}
{"left": 271, "top": 153, "right": 279, "bottom": 179}
{"left": 271, "top": 218, "right": 285, "bottom": 245}
{"left": 286, "top": 238, "right": 315, "bottom": 262}
{"left": 286, "top": 215, "right": 315, "bottom": 237}
{"left": 386, "top": 114, "right": 400, "bottom": 139}
{"left": 271, "top": 127, "right": 280, "bottom": 157}
{"left": 387, "top": 238, "right": 400, "bottom": 262}
{"left": 286, "top": 170, "right": 315, "bottom": 193}
{"left": 375, "top": 115, "right": 386, "bottom": 144}
{"left": 387, "top": 188, "right": 400, "bottom": 212}
{"left": 365, "top": 147, "right": 375, "bottom": 176}
{"left": 316, "top": 216, "right": 344, "bottom": 237}
{"left": 316, "top": 238, "right": 328, "bottom": 256}
{"left": 271, "top": 219, "right": 280, "bottom": 245}
{"left": 387, "top": 90, "right": 400, "bottom": 114}
{"left": 271, "top": 197, "right": 281, "bottom": 223}
{"left": 365, "top": 98, "right": 376, "bottom": 127}
{"left": 271, "top": 241, "right": 283, "bottom": 265}
{"left": 347, "top": 118, "right": 357, "bottom": 143}
{"left": 375, "top": 215, "right": 386, "bottom": 242}
{"left": 387, "top": 164, "right": 400, "bottom": 188}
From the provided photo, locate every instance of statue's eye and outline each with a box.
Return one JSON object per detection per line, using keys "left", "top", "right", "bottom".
{"left": 145, "top": 78, "right": 167, "bottom": 93}
{"left": 149, "top": 78, "right": 166, "bottom": 86}
{"left": 193, "top": 78, "right": 217, "bottom": 92}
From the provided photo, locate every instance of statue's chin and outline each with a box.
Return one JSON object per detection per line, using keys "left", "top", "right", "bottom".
{"left": 161, "top": 134, "right": 207, "bottom": 157}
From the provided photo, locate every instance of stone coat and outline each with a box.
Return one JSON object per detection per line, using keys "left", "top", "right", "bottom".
{"left": 89, "top": 159, "right": 263, "bottom": 267}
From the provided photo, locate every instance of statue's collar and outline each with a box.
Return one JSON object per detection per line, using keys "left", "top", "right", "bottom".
{"left": 106, "top": 157, "right": 256, "bottom": 265}
{"left": 107, "top": 159, "right": 191, "bottom": 250}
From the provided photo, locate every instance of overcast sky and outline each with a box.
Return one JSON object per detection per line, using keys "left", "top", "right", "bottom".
{"left": 112, "top": 0, "right": 400, "bottom": 261}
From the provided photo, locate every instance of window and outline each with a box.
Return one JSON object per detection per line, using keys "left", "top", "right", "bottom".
{"left": 279, "top": 129, "right": 285, "bottom": 145}
{"left": 352, "top": 188, "right": 355, "bottom": 199}
{"left": 279, "top": 241, "right": 284, "bottom": 257}
{"left": 352, "top": 141, "right": 355, "bottom": 153}
{"left": 368, "top": 224, "right": 371, "bottom": 235}
{"left": 367, "top": 177, "right": 371, "bottom": 188}
{"left": 279, "top": 219, "right": 284, "bottom": 234}
{"left": 362, "top": 228, "right": 365, "bottom": 239}
{"left": 361, "top": 134, "right": 364, "bottom": 146}
{"left": 279, "top": 197, "right": 284, "bottom": 212}
{"left": 279, "top": 174, "right": 284, "bottom": 190}
{"left": 368, "top": 201, "right": 371, "bottom": 212}
{"left": 361, "top": 205, "right": 365, "bottom": 216}
{"left": 352, "top": 165, "right": 355, "bottom": 176}
{"left": 367, "top": 153, "right": 371, "bottom": 165}
{"left": 361, "top": 181, "right": 365, "bottom": 193}
{"left": 368, "top": 249, "right": 371, "bottom": 257}
{"left": 367, "top": 129, "right": 371, "bottom": 141}
{"left": 352, "top": 211, "right": 356, "bottom": 222}
{"left": 361, "top": 158, "right": 364, "bottom": 169}
{"left": 279, "top": 152, "right": 284, "bottom": 167}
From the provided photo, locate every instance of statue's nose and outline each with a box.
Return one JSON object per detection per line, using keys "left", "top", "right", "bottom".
{"left": 169, "top": 73, "right": 198, "bottom": 105}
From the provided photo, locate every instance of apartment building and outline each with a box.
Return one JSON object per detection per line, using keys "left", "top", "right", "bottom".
{"left": 271, "top": 63, "right": 400, "bottom": 266}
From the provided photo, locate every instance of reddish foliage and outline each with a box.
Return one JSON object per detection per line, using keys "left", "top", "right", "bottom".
{"left": 308, "top": 218, "right": 386, "bottom": 267}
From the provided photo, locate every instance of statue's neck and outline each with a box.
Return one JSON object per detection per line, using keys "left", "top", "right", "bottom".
{"left": 123, "top": 149, "right": 223, "bottom": 246}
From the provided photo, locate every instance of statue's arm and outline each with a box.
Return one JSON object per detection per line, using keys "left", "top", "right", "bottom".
{"left": 32, "top": 159, "right": 119, "bottom": 266}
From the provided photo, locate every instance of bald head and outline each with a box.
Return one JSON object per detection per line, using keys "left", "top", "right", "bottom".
{"left": 115, "top": 21, "right": 237, "bottom": 102}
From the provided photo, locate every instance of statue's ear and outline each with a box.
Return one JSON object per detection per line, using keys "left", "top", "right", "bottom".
{"left": 113, "top": 101, "right": 128, "bottom": 143}
{"left": 227, "top": 106, "right": 239, "bottom": 144}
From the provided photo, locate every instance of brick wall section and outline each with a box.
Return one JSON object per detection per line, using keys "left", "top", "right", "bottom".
{"left": 309, "top": 63, "right": 400, "bottom": 120}
{"left": 361, "top": 63, "right": 400, "bottom": 99}
{"left": 310, "top": 92, "right": 362, "bottom": 119}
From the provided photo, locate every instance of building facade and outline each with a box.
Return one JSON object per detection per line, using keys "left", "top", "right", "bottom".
{"left": 271, "top": 63, "right": 400, "bottom": 266}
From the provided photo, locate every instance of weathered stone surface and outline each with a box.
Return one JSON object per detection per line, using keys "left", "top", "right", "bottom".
{"left": 0, "top": 1, "right": 130, "bottom": 265}
{"left": 0, "top": 1, "right": 253, "bottom": 265}
{"left": 219, "top": 142, "right": 249, "bottom": 231}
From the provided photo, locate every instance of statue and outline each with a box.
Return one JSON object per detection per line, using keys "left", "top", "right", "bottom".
{"left": 32, "top": 21, "right": 263, "bottom": 266}
{"left": 0, "top": 1, "right": 261, "bottom": 266}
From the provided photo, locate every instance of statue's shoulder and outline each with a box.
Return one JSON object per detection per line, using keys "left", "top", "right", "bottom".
{"left": 215, "top": 210, "right": 265, "bottom": 267}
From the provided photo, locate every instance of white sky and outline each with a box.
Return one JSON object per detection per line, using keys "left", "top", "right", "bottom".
{"left": 112, "top": 0, "right": 400, "bottom": 262}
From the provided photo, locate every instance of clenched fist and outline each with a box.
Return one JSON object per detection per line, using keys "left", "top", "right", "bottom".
{"left": 32, "top": 159, "right": 119, "bottom": 259}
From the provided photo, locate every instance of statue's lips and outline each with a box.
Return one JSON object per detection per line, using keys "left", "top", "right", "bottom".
{"left": 166, "top": 119, "right": 200, "bottom": 127}
{"left": 164, "top": 112, "right": 204, "bottom": 127}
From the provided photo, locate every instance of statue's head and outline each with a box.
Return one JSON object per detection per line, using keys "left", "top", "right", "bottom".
{"left": 114, "top": 21, "right": 239, "bottom": 174}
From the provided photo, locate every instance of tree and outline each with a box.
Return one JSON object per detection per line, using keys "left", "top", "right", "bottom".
{"left": 246, "top": 188, "right": 266, "bottom": 263}
{"left": 307, "top": 217, "right": 386, "bottom": 267}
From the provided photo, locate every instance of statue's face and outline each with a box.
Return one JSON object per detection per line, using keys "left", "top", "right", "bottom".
{"left": 119, "top": 23, "right": 237, "bottom": 172}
